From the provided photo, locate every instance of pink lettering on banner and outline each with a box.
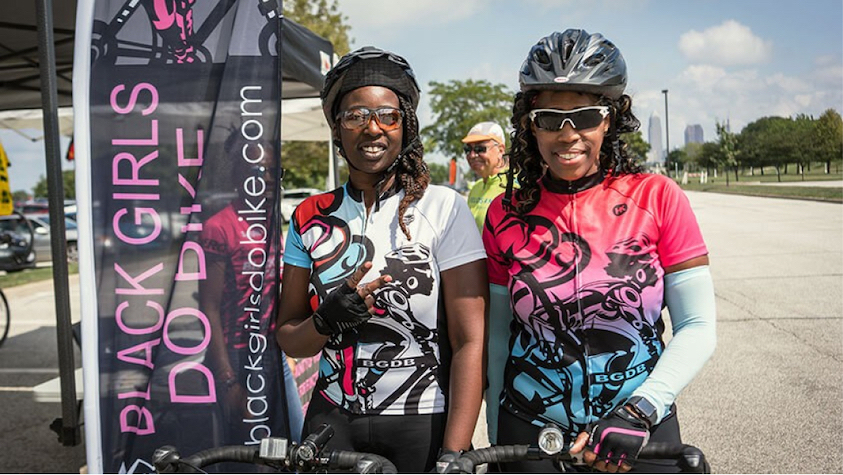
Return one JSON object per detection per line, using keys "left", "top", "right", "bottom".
{"left": 118, "top": 381, "right": 152, "bottom": 400}
{"left": 176, "top": 128, "right": 204, "bottom": 167}
{"left": 162, "top": 307, "right": 211, "bottom": 355}
{"left": 175, "top": 241, "right": 207, "bottom": 281}
{"left": 113, "top": 207, "right": 162, "bottom": 245}
{"left": 110, "top": 83, "right": 159, "bottom": 115}
{"left": 115, "top": 300, "right": 165, "bottom": 334}
{"left": 120, "top": 405, "right": 156, "bottom": 435}
{"left": 112, "top": 151, "right": 160, "bottom": 186}
{"left": 114, "top": 262, "right": 164, "bottom": 295}
{"left": 168, "top": 362, "right": 216, "bottom": 404}
{"left": 112, "top": 120, "right": 159, "bottom": 147}
{"left": 178, "top": 174, "right": 198, "bottom": 198}
{"left": 117, "top": 338, "right": 162, "bottom": 369}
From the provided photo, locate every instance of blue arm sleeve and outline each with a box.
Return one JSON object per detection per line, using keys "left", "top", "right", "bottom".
{"left": 632, "top": 265, "right": 717, "bottom": 423}
{"left": 486, "top": 284, "right": 512, "bottom": 444}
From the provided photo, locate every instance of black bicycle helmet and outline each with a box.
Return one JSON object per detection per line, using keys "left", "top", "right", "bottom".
{"left": 321, "top": 46, "right": 420, "bottom": 129}
{"left": 519, "top": 29, "right": 627, "bottom": 99}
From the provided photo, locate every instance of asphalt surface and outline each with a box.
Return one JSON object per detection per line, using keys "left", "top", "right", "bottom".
{"left": 0, "top": 190, "right": 840, "bottom": 473}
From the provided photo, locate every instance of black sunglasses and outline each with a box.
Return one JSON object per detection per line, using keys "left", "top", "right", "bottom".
{"left": 463, "top": 143, "right": 496, "bottom": 155}
{"left": 337, "top": 107, "right": 404, "bottom": 131}
{"left": 529, "top": 106, "right": 609, "bottom": 131}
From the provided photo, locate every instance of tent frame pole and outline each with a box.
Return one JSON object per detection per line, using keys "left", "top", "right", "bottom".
{"left": 35, "top": 0, "right": 80, "bottom": 447}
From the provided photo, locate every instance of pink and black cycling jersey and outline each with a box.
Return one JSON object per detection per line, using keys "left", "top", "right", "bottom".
{"left": 284, "top": 183, "right": 485, "bottom": 416}
{"left": 483, "top": 172, "right": 707, "bottom": 436}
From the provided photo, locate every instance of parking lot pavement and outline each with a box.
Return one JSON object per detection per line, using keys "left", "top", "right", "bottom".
{"left": 0, "top": 274, "right": 84, "bottom": 473}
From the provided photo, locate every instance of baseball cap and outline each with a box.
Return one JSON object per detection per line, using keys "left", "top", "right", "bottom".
{"left": 461, "top": 121, "right": 505, "bottom": 145}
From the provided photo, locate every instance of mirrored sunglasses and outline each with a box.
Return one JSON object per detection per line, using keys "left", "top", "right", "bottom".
{"left": 463, "top": 143, "right": 495, "bottom": 155}
{"left": 337, "top": 107, "right": 404, "bottom": 131}
{"left": 529, "top": 106, "right": 609, "bottom": 132}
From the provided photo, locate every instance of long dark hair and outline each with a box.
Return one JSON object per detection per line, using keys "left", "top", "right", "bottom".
{"left": 505, "top": 90, "right": 643, "bottom": 215}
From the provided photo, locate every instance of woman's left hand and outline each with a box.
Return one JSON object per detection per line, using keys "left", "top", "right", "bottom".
{"left": 569, "top": 406, "right": 650, "bottom": 473}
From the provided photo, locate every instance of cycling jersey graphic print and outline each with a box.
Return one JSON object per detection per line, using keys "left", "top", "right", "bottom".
{"left": 284, "top": 183, "right": 486, "bottom": 416}
{"left": 483, "top": 173, "right": 708, "bottom": 437}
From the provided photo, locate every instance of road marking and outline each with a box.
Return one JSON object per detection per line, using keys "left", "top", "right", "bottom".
{"left": 0, "top": 368, "right": 59, "bottom": 374}
{"left": 0, "top": 386, "right": 34, "bottom": 392}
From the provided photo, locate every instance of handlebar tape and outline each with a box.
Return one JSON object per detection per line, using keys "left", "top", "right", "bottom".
{"left": 329, "top": 450, "right": 398, "bottom": 474}
{"left": 638, "top": 443, "right": 708, "bottom": 472}
{"left": 181, "top": 446, "right": 261, "bottom": 470}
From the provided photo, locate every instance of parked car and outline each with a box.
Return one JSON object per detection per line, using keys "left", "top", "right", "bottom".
{"left": 280, "top": 188, "right": 322, "bottom": 223}
{"left": 25, "top": 214, "right": 79, "bottom": 263}
{"left": 0, "top": 214, "right": 36, "bottom": 272}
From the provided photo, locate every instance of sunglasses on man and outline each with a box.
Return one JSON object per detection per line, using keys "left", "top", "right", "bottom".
{"left": 529, "top": 106, "right": 610, "bottom": 132}
{"left": 337, "top": 107, "right": 404, "bottom": 131}
{"left": 463, "top": 143, "right": 498, "bottom": 155}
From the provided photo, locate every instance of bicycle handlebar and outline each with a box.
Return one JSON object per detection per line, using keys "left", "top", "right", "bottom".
{"left": 442, "top": 442, "right": 708, "bottom": 473}
{"left": 152, "top": 423, "right": 398, "bottom": 473}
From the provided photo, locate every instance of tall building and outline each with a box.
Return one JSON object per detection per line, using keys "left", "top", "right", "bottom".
{"left": 647, "top": 112, "right": 664, "bottom": 166}
{"left": 684, "top": 124, "right": 704, "bottom": 145}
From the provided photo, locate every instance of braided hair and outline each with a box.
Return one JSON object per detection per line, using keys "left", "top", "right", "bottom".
{"left": 506, "top": 90, "right": 643, "bottom": 215}
{"left": 394, "top": 95, "right": 430, "bottom": 240}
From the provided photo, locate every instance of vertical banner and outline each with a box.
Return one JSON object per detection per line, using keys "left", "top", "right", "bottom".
{"left": 74, "top": 0, "right": 302, "bottom": 472}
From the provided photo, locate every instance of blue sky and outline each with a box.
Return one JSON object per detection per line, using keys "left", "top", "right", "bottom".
{"left": 0, "top": 0, "right": 840, "bottom": 193}
{"left": 338, "top": 0, "right": 842, "bottom": 163}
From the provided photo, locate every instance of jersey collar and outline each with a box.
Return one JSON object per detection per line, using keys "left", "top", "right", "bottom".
{"left": 542, "top": 169, "right": 605, "bottom": 195}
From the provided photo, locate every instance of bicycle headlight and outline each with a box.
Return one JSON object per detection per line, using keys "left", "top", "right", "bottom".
{"left": 538, "top": 424, "right": 566, "bottom": 455}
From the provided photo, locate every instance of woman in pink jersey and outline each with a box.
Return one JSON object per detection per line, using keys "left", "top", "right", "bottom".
{"left": 483, "top": 30, "right": 717, "bottom": 473}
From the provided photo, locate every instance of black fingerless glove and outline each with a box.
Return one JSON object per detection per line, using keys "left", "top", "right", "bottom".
{"left": 434, "top": 449, "right": 463, "bottom": 474}
{"left": 585, "top": 405, "right": 651, "bottom": 467}
{"left": 312, "top": 284, "right": 371, "bottom": 336}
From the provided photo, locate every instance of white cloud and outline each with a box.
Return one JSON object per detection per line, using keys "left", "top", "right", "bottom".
{"left": 678, "top": 20, "right": 772, "bottom": 66}
{"left": 338, "top": 0, "right": 484, "bottom": 28}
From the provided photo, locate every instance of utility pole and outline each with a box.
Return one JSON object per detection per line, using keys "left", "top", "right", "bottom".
{"left": 661, "top": 89, "right": 671, "bottom": 177}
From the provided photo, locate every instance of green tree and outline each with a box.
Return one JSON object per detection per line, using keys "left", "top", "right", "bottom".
{"left": 666, "top": 149, "right": 687, "bottom": 173}
{"left": 792, "top": 114, "right": 815, "bottom": 179}
{"left": 814, "top": 108, "right": 843, "bottom": 174}
{"left": 682, "top": 142, "right": 704, "bottom": 171}
{"left": 716, "top": 121, "right": 738, "bottom": 185}
{"left": 696, "top": 142, "right": 721, "bottom": 174}
{"left": 280, "top": 0, "right": 352, "bottom": 190}
{"left": 421, "top": 80, "right": 514, "bottom": 161}
{"left": 11, "top": 190, "right": 29, "bottom": 202}
{"left": 738, "top": 116, "right": 799, "bottom": 181}
{"left": 32, "top": 170, "right": 75, "bottom": 200}
{"left": 621, "top": 131, "right": 650, "bottom": 163}
{"left": 427, "top": 162, "right": 449, "bottom": 185}
{"left": 283, "top": 0, "right": 351, "bottom": 54}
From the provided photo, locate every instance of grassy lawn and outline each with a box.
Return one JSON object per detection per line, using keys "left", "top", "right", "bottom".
{"left": 678, "top": 163, "right": 842, "bottom": 203}
{"left": 680, "top": 182, "right": 843, "bottom": 202}
{"left": 0, "top": 263, "right": 78, "bottom": 289}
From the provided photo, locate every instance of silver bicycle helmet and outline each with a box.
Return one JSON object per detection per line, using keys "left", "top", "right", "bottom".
{"left": 519, "top": 29, "right": 627, "bottom": 99}
{"left": 321, "top": 46, "right": 420, "bottom": 129}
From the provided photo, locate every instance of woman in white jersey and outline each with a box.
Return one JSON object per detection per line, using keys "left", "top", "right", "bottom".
{"left": 275, "top": 47, "right": 488, "bottom": 473}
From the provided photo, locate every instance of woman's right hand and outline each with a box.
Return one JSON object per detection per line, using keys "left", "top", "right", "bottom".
{"left": 312, "top": 262, "right": 392, "bottom": 336}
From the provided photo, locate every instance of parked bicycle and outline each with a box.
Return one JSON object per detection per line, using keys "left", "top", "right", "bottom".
{"left": 438, "top": 423, "right": 709, "bottom": 474}
{"left": 153, "top": 423, "right": 397, "bottom": 474}
{"left": 0, "top": 211, "right": 35, "bottom": 347}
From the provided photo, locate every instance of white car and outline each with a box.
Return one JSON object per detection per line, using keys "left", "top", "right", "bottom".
{"left": 25, "top": 214, "right": 79, "bottom": 262}
{"left": 280, "top": 188, "right": 322, "bottom": 223}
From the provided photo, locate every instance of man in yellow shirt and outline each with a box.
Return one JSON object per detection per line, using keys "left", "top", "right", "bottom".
{"left": 462, "top": 122, "right": 509, "bottom": 231}
{"left": 462, "top": 121, "right": 512, "bottom": 445}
